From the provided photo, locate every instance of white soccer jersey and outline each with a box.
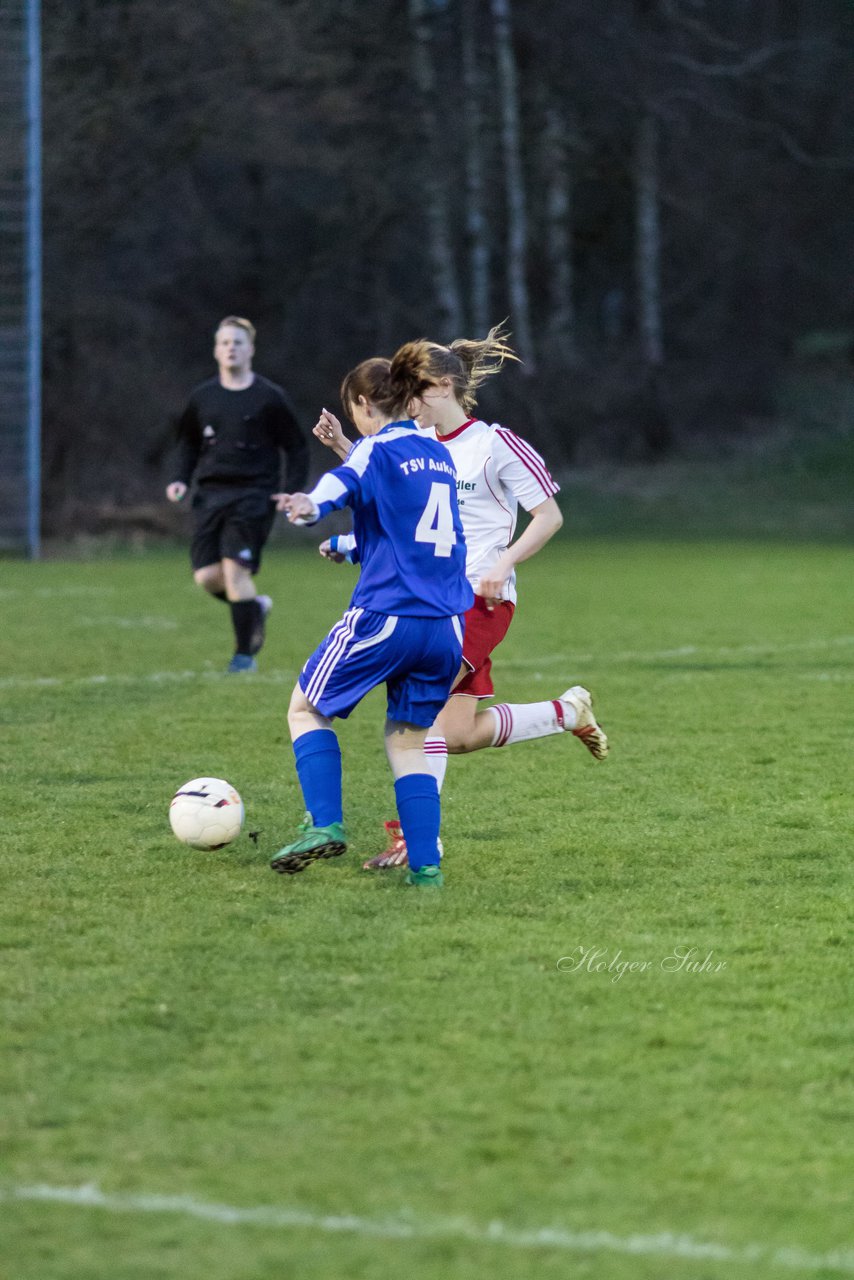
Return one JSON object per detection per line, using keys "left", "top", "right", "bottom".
{"left": 424, "top": 418, "right": 559, "bottom": 604}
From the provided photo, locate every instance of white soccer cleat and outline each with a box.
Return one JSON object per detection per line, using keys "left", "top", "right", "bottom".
{"left": 560, "top": 685, "right": 609, "bottom": 760}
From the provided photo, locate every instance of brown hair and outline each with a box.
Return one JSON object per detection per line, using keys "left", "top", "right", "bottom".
{"left": 386, "top": 322, "right": 518, "bottom": 414}
{"left": 340, "top": 357, "right": 391, "bottom": 418}
{"left": 215, "top": 315, "right": 256, "bottom": 343}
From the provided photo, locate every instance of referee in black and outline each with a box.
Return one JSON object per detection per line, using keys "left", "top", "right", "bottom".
{"left": 166, "top": 316, "right": 309, "bottom": 673}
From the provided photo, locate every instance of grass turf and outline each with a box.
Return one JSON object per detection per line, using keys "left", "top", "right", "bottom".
{"left": 1, "top": 538, "right": 852, "bottom": 1278}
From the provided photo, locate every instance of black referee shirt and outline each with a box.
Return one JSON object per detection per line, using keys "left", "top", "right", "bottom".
{"left": 172, "top": 375, "right": 309, "bottom": 492}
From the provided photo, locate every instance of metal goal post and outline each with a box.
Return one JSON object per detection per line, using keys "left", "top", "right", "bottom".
{"left": 0, "top": 0, "right": 41, "bottom": 557}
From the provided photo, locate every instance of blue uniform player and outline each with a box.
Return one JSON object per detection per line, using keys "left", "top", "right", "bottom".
{"left": 270, "top": 355, "right": 474, "bottom": 886}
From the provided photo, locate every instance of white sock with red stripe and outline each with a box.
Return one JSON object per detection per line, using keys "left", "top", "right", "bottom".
{"left": 487, "top": 699, "right": 576, "bottom": 747}
{"left": 423, "top": 736, "right": 448, "bottom": 791}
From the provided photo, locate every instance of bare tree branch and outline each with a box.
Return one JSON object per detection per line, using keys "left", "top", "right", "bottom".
{"left": 660, "top": 0, "right": 745, "bottom": 54}
{"left": 660, "top": 91, "right": 854, "bottom": 169}
{"left": 665, "top": 38, "right": 835, "bottom": 80}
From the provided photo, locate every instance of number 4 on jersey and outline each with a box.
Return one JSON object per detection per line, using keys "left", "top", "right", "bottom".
{"left": 414, "top": 482, "right": 457, "bottom": 557}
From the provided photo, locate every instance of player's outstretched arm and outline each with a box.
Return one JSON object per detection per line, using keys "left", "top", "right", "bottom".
{"left": 274, "top": 468, "right": 355, "bottom": 526}
{"left": 272, "top": 492, "right": 319, "bottom": 524}
{"left": 475, "top": 497, "right": 563, "bottom": 607}
{"left": 319, "top": 533, "right": 358, "bottom": 564}
{"left": 313, "top": 408, "right": 352, "bottom": 461}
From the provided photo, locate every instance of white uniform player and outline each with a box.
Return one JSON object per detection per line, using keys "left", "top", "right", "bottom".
{"left": 422, "top": 417, "right": 559, "bottom": 605}
{"left": 313, "top": 326, "right": 609, "bottom": 871}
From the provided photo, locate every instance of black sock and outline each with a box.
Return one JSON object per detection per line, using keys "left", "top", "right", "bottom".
{"left": 230, "top": 600, "right": 257, "bottom": 655}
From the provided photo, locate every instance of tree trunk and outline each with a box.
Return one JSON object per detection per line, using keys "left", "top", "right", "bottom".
{"left": 543, "top": 101, "right": 576, "bottom": 364}
{"left": 634, "top": 111, "right": 672, "bottom": 455}
{"left": 750, "top": 0, "right": 785, "bottom": 407}
{"left": 490, "top": 0, "right": 536, "bottom": 373}
{"left": 408, "top": 0, "right": 464, "bottom": 340}
{"left": 634, "top": 112, "right": 663, "bottom": 369}
{"left": 461, "top": 0, "right": 490, "bottom": 336}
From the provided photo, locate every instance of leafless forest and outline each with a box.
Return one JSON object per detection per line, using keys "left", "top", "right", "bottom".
{"left": 41, "top": 0, "right": 853, "bottom": 526}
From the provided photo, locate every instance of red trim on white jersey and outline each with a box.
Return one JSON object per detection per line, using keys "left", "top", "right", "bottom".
{"left": 483, "top": 466, "right": 513, "bottom": 517}
{"left": 495, "top": 427, "right": 558, "bottom": 497}
{"left": 436, "top": 418, "right": 478, "bottom": 442}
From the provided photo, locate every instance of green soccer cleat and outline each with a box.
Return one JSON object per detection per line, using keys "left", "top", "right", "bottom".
{"left": 270, "top": 818, "right": 347, "bottom": 875}
{"left": 405, "top": 865, "right": 444, "bottom": 888}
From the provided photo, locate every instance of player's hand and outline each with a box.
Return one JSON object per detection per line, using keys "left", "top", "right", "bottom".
{"left": 319, "top": 538, "right": 346, "bottom": 564}
{"left": 313, "top": 409, "right": 350, "bottom": 457}
{"left": 474, "top": 563, "right": 511, "bottom": 611}
{"left": 273, "top": 492, "right": 317, "bottom": 524}
{"left": 166, "top": 481, "right": 187, "bottom": 503}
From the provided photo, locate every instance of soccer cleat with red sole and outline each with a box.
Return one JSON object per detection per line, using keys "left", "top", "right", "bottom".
{"left": 362, "top": 819, "right": 409, "bottom": 870}
{"left": 361, "top": 820, "right": 444, "bottom": 871}
{"left": 561, "top": 685, "right": 609, "bottom": 760}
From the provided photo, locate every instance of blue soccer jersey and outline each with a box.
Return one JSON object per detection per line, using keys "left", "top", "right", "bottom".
{"left": 305, "top": 421, "right": 474, "bottom": 618}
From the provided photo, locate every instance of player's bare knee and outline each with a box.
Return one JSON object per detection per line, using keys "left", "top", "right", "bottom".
{"left": 288, "top": 685, "right": 329, "bottom": 740}
{"left": 194, "top": 565, "right": 223, "bottom": 593}
{"left": 287, "top": 686, "right": 308, "bottom": 726}
{"left": 222, "top": 558, "right": 254, "bottom": 593}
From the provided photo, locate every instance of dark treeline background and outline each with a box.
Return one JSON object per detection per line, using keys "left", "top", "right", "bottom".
{"left": 41, "top": 0, "right": 854, "bottom": 528}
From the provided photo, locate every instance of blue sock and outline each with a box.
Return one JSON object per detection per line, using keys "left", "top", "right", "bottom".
{"left": 394, "top": 774, "right": 441, "bottom": 871}
{"left": 293, "top": 729, "right": 342, "bottom": 827}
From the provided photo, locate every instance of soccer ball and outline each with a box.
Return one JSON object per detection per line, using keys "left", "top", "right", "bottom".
{"left": 169, "top": 777, "right": 244, "bottom": 850}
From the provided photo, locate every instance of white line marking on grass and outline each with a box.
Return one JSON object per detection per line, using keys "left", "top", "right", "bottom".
{"left": 502, "top": 635, "right": 854, "bottom": 669}
{"left": 2, "top": 635, "right": 852, "bottom": 695}
{"left": 3, "top": 1184, "right": 853, "bottom": 1273}
{"left": 0, "top": 586, "right": 117, "bottom": 599}
{"left": 77, "top": 615, "right": 179, "bottom": 630}
{"left": 0, "top": 670, "right": 296, "bottom": 692}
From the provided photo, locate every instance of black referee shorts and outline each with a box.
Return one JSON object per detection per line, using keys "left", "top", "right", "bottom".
{"left": 190, "top": 486, "right": 277, "bottom": 574}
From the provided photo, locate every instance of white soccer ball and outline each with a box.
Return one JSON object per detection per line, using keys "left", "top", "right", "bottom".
{"left": 169, "top": 777, "right": 244, "bottom": 850}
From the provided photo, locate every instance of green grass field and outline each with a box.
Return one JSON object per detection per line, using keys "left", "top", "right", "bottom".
{"left": 2, "top": 535, "right": 852, "bottom": 1279}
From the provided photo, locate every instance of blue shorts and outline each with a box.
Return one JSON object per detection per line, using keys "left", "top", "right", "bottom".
{"left": 299, "top": 608, "right": 465, "bottom": 727}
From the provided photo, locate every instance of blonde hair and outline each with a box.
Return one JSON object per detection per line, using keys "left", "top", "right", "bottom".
{"left": 386, "top": 323, "right": 518, "bottom": 413}
{"left": 215, "top": 315, "right": 256, "bottom": 344}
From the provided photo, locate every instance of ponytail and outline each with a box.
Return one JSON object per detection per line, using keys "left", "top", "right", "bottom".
{"left": 386, "top": 323, "right": 518, "bottom": 414}
{"left": 448, "top": 323, "right": 518, "bottom": 410}
{"left": 341, "top": 323, "right": 519, "bottom": 422}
